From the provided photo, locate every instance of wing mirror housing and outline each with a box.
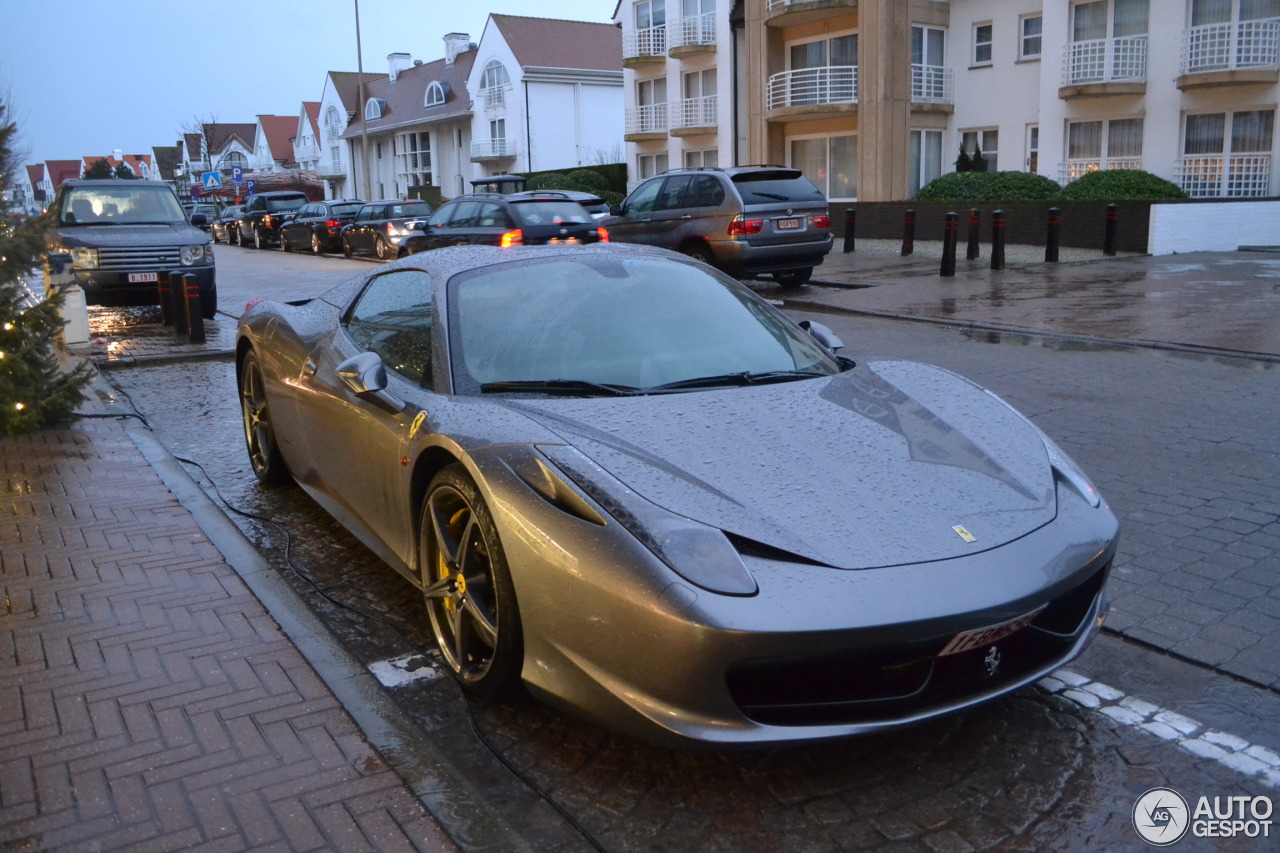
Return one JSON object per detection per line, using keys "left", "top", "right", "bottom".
{"left": 798, "top": 319, "right": 844, "bottom": 352}
{"left": 609, "top": 203, "right": 622, "bottom": 216}
{"left": 335, "top": 352, "right": 406, "bottom": 414}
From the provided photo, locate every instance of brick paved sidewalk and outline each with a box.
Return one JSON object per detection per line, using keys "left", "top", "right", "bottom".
{"left": 0, "top": 397, "right": 454, "bottom": 850}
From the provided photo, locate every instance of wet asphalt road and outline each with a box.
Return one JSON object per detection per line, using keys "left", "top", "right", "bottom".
{"left": 88, "top": 245, "right": 1280, "bottom": 851}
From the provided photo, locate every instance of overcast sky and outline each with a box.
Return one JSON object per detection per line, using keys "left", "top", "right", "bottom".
{"left": 2, "top": 0, "right": 617, "bottom": 165}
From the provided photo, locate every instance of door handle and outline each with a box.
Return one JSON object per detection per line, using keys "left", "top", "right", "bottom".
{"left": 680, "top": 215, "right": 692, "bottom": 219}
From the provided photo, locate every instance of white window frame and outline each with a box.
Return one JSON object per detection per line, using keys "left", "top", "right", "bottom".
{"left": 637, "top": 152, "right": 669, "bottom": 180}
{"left": 1020, "top": 14, "right": 1043, "bottom": 59}
{"left": 973, "top": 22, "right": 994, "bottom": 66}
{"left": 1027, "top": 124, "right": 1040, "bottom": 173}
{"left": 683, "top": 148, "right": 718, "bottom": 168}
{"left": 395, "top": 131, "right": 432, "bottom": 194}
{"left": 787, "top": 131, "right": 858, "bottom": 202}
{"left": 961, "top": 128, "right": 1000, "bottom": 172}
{"left": 365, "top": 98, "right": 385, "bottom": 121}
{"left": 909, "top": 128, "right": 943, "bottom": 196}
{"left": 425, "top": 81, "right": 446, "bottom": 108}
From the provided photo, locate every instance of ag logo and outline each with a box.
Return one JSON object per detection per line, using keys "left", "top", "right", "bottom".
{"left": 1133, "top": 787, "right": 1189, "bottom": 846}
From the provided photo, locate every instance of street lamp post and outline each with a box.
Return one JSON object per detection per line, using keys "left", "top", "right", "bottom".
{"left": 355, "top": 0, "right": 372, "bottom": 200}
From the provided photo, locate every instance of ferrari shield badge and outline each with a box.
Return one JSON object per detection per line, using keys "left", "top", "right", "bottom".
{"left": 952, "top": 524, "right": 977, "bottom": 543}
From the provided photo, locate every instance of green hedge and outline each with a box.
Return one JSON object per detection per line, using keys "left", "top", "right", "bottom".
{"left": 1054, "top": 169, "right": 1187, "bottom": 201}
{"left": 915, "top": 168, "right": 1188, "bottom": 202}
{"left": 520, "top": 165, "right": 626, "bottom": 207}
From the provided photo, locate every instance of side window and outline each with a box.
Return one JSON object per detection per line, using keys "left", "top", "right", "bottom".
{"left": 428, "top": 203, "right": 455, "bottom": 228}
{"left": 475, "top": 203, "right": 505, "bottom": 227}
{"left": 687, "top": 175, "right": 726, "bottom": 207}
{"left": 624, "top": 179, "right": 664, "bottom": 216}
{"left": 448, "top": 201, "right": 480, "bottom": 228}
{"left": 345, "top": 269, "right": 435, "bottom": 385}
{"left": 357, "top": 207, "right": 373, "bottom": 222}
{"left": 657, "top": 175, "right": 693, "bottom": 211}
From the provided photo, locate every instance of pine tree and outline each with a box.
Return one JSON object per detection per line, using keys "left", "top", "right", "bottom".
{"left": 0, "top": 99, "right": 92, "bottom": 436}
{"left": 83, "top": 157, "right": 112, "bottom": 179}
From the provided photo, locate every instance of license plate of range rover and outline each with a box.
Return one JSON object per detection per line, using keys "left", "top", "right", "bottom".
{"left": 776, "top": 218, "right": 803, "bottom": 230}
{"left": 128, "top": 272, "right": 159, "bottom": 283}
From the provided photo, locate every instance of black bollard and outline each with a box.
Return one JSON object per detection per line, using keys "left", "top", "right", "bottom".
{"left": 1103, "top": 203, "right": 1118, "bottom": 256}
{"left": 170, "top": 271, "right": 189, "bottom": 336}
{"left": 941, "top": 212, "right": 958, "bottom": 277}
{"left": 158, "top": 278, "right": 172, "bottom": 327}
{"left": 966, "top": 208, "right": 980, "bottom": 260}
{"left": 184, "top": 275, "right": 206, "bottom": 344}
{"left": 843, "top": 207, "right": 856, "bottom": 253}
{"left": 991, "top": 210, "right": 1006, "bottom": 271}
{"left": 901, "top": 209, "right": 915, "bottom": 256}
{"left": 1045, "top": 207, "right": 1061, "bottom": 263}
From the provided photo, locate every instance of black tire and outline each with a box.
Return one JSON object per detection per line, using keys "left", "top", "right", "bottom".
{"left": 420, "top": 464, "right": 523, "bottom": 705}
{"left": 774, "top": 267, "right": 813, "bottom": 288}
{"left": 229, "top": 227, "right": 240, "bottom": 246}
{"left": 311, "top": 232, "right": 324, "bottom": 255}
{"left": 281, "top": 231, "right": 293, "bottom": 252}
{"left": 342, "top": 236, "right": 354, "bottom": 259}
{"left": 682, "top": 242, "right": 716, "bottom": 268}
{"left": 239, "top": 351, "right": 290, "bottom": 487}
{"left": 254, "top": 228, "right": 267, "bottom": 250}
{"left": 376, "top": 236, "right": 395, "bottom": 262}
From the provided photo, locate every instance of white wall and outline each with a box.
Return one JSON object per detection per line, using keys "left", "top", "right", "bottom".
{"left": 1148, "top": 201, "right": 1280, "bottom": 255}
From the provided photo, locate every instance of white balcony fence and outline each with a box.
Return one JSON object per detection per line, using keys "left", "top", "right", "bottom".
{"left": 766, "top": 0, "right": 853, "bottom": 11}
{"left": 911, "top": 64, "right": 953, "bottom": 104}
{"left": 1176, "top": 154, "right": 1273, "bottom": 198}
{"left": 482, "top": 85, "right": 510, "bottom": 112}
{"left": 1182, "top": 19, "right": 1280, "bottom": 73}
{"left": 670, "top": 13, "right": 716, "bottom": 49}
{"left": 471, "top": 138, "right": 516, "bottom": 159}
{"left": 1063, "top": 36, "right": 1148, "bottom": 85}
{"left": 671, "top": 95, "right": 718, "bottom": 129}
{"left": 767, "top": 66, "right": 857, "bottom": 110}
{"left": 624, "top": 25, "right": 667, "bottom": 60}
{"left": 1059, "top": 157, "right": 1143, "bottom": 184}
{"left": 626, "top": 103, "right": 669, "bottom": 135}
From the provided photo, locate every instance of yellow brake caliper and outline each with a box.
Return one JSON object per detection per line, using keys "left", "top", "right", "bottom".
{"left": 439, "top": 508, "right": 468, "bottom": 614}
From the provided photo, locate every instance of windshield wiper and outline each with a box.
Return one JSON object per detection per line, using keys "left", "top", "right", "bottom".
{"left": 647, "top": 370, "right": 828, "bottom": 392}
{"left": 480, "top": 379, "right": 643, "bottom": 397}
{"left": 745, "top": 192, "right": 789, "bottom": 201}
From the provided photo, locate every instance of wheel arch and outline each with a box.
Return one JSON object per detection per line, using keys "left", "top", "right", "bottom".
{"left": 409, "top": 444, "right": 465, "bottom": 569}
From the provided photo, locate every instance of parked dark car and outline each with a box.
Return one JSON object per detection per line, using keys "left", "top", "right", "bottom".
{"left": 211, "top": 205, "right": 244, "bottom": 245}
{"left": 602, "top": 166, "right": 833, "bottom": 287}
{"left": 278, "top": 200, "right": 365, "bottom": 254}
{"left": 340, "top": 199, "right": 433, "bottom": 260}
{"left": 44, "top": 179, "right": 217, "bottom": 317}
{"left": 237, "top": 191, "right": 309, "bottom": 249}
{"left": 401, "top": 192, "right": 608, "bottom": 255}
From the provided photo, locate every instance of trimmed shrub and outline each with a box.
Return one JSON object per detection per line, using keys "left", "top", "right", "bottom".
{"left": 525, "top": 172, "right": 569, "bottom": 191}
{"left": 914, "top": 171, "right": 1062, "bottom": 202}
{"left": 567, "top": 169, "right": 609, "bottom": 192}
{"left": 1054, "top": 169, "right": 1187, "bottom": 201}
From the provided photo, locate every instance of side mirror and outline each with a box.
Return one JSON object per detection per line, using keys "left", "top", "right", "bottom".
{"left": 798, "top": 319, "right": 844, "bottom": 352}
{"left": 190, "top": 213, "right": 207, "bottom": 225}
{"left": 335, "top": 351, "right": 406, "bottom": 413}
{"left": 609, "top": 204, "right": 622, "bottom": 216}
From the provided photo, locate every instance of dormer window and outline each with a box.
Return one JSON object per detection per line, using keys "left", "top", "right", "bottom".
{"left": 425, "top": 81, "right": 448, "bottom": 107}
{"left": 365, "top": 98, "right": 387, "bottom": 121}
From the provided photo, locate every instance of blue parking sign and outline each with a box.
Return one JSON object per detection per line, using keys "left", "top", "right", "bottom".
{"left": 232, "top": 165, "right": 243, "bottom": 185}
{"left": 246, "top": 178, "right": 256, "bottom": 195}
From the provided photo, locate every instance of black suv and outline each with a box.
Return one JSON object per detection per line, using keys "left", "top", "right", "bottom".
{"left": 340, "top": 199, "right": 433, "bottom": 260}
{"left": 237, "top": 191, "right": 309, "bottom": 249}
{"left": 45, "top": 179, "right": 217, "bottom": 317}
{"left": 401, "top": 192, "right": 607, "bottom": 254}
{"left": 602, "top": 166, "right": 832, "bottom": 286}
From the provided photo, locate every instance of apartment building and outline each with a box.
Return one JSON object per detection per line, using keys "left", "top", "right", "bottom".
{"left": 618, "top": 0, "right": 1279, "bottom": 201}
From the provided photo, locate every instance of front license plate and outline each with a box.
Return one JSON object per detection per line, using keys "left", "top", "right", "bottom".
{"left": 127, "top": 272, "right": 159, "bottom": 283}
{"left": 776, "top": 218, "right": 802, "bottom": 230}
{"left": 937, "top": 606, "right": 1046, "bottom": 657}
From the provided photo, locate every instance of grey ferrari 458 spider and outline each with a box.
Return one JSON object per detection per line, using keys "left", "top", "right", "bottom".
{"left": 236, "top": 243, "right": 1119, "bottom": 747}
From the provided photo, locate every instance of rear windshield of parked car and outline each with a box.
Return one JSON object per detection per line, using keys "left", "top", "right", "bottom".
{"left": 390, "top": 201, "right": 432, "bottom": 218}
{"left": 330, "top": 203, "right": 364, "bottom": 216}
{"left": 266, "top": 197, "right": 307, "bottom": 212}
{"left": 61, "top": 185, "right": 186, "bottom": 225}
{"left": 731, "top": 171, "right": 826, "bottom": 203}
{"left": 511, "top": 202, "right": 592, "bottom": 225}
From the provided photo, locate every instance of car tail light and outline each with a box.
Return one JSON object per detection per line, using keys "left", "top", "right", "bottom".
{"left": 263, "top": 214, "right": 273, "bottom": 227}
{"left": 245, "top": 297, "right": 265, "bottom": 312}
{"left": 727, "top": 214, "right": 763, "bottom": 236}
{"left": 812, "top": 214, "right": 831, "bottom": 229}
{"left": 596, "top": 227, "right": 609, "bottom": 242}
{"left": 325, "top": 219, "right": 341, "bottom": 228}
{"left": 386, "top": 222, "right": 395, "bottom": 234}
{"left": 500, "top": 229, "right": 523, "bottom": 247}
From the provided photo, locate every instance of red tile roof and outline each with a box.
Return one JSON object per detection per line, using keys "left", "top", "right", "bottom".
{"left": 258, "top": 115, "right": 299, "bottom": 163}
{"left": 490, "top": 14, "right": 621, "bottom": 72}
{"left": 45, "top": 160, "right": 82, "bottom": 189}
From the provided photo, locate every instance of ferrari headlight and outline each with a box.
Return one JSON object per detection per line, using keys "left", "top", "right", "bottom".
{"left": 70, "top": 247, "right": 98, "bottom": 270}
{"left": 538, "top": 445, "right": 758, "bottom": 596}
{"left": 181, "top": 245, "right": 206, "bottom": 266}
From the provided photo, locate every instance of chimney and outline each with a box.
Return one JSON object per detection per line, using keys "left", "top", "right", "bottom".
{"left": 444, "top": 33, "right": 470, "bottom": 66}
{"left": 388, "top": 52, "right": 412, "bottom": 83}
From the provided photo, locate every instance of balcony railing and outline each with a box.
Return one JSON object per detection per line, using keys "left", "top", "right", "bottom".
{"left": 1060, "top": 157, "right": 1143, "bottom": 184}
{"left": 1182, "top": 19, "right": 1280, "bottom": 73}
{"left": 471, "top": 138, "right": 516, "bottom": 159}
{"left": 911, "top": 64, "right": 953, "bottom": 104}
{"left": 766, "top": 0, "right": 854, "bottom": 12}
{"left": 767, "top": 66, "right": 857, "bottom": 110}
{"left": 1176, "top": 153, "right": 1273, "bottom": 198}
{"left": 625, "top": 103, "right": 669, "bottom": 135}
{"left": 671, "top": 95, "right": 718, "bottom": 129}
{"left": 1063, "top": 36, "right": 1148, "bottom": 85}
{"left": 318, "top": 159, "right": 345, "bottom": 177}
{"left": 670, "top": 13, "right": 715, "bottom": 50}
{"left": 624, "top": 25, "right": 667, "bottom": 60}
{"left": 481, "top": 85, "right": 508, "bottom": 111}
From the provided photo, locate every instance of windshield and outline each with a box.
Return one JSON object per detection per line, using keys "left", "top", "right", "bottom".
{"left": 731, "top": 171, "right": 826, "bottom": 204}
{"left": 449, "top": 256, "right": 839, "bottom": 395}
{"left": 266, "top": 196, "right": 307, "bottom": 212}
{"left": 512, "top": 201, "right": 592, "bottom": 226}
{"left": 61, "top": 185, "right": 186, "bottom": 225}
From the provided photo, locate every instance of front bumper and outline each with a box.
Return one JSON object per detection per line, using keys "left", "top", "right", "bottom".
{"left": 75, "top": 266, "right": 216, "bottom": 307}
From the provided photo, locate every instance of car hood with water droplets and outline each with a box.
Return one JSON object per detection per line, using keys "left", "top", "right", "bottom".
{"left": 503, "top": 361, "right": 1058, "bottom": 570}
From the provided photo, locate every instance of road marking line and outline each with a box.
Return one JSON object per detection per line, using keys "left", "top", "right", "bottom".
{"left": 368, "top": 653, "right": 444, "bottom": 688}
{"left": 1041, "top": 670, "right": 1280, "bottom": 788}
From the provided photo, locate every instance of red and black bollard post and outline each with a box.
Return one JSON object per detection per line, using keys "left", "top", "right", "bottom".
{"left": 158, "top": 277, "right": 172, "bottom": 327}
{"left": 843, "top": 207, "right": 856, "bottom": 253}
{"left": 966, "top": 208, "right": 980, "bottom": 260}
{"left": 170, "top": 271, "right": 189, "bottom": 336}
{"left": 1103, "top": 203, "right": 1118, "bottom": 256}
{"left": 941, "top": 212, "right": 958, "bottom": 277}
{"left": 991, "top": 210, "right": 1006, "bottom": 271}
{"left": 901, "top": 209, "right": 916, "bottom": 256}
{"left": 1045, "top": 207, "right": 1061, "bottom": 263}
{"left": 184, "top": 274, "right": 206, "bottom": 344}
